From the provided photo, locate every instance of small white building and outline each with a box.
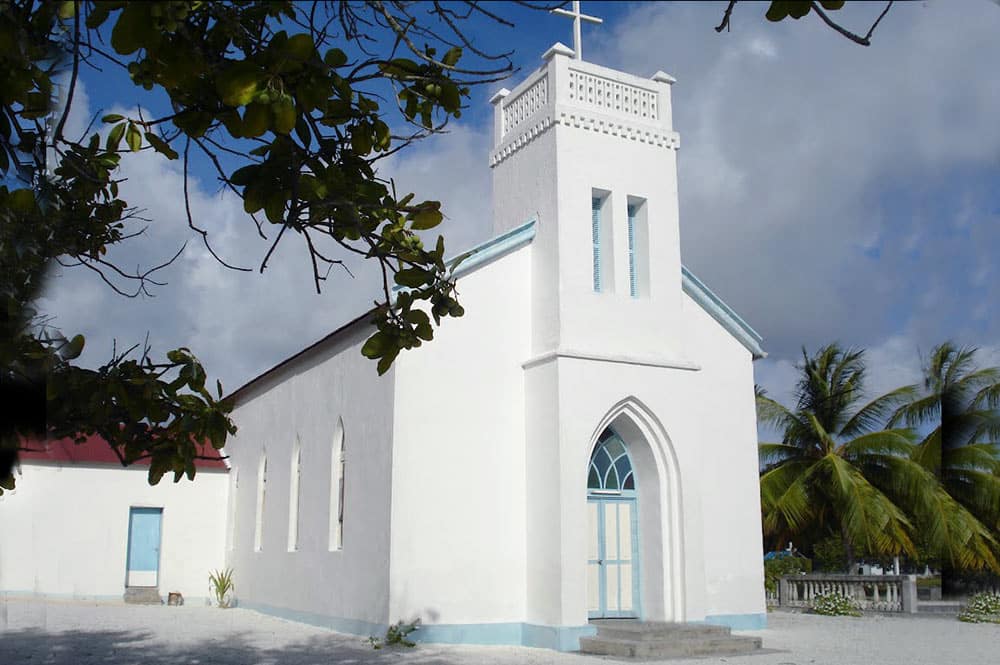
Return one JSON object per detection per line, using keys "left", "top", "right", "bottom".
{"left": 0, "top": 435, "right": 229, "bottom": 604}
{"left": 223, "top": 43, "right": 767, "bottom": 650}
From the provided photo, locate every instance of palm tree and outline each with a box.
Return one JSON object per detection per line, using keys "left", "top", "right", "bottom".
{"left": 891, "top": 343, "right": 1000, "bottom": 579}
{"left": 758, "top": 344, "right": 998, "bottom": 572}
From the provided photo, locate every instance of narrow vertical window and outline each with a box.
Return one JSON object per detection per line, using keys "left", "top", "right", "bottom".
{"left": 626, "top": 197, "right": 649, "bottom": 297}
{"left": 627, "top": 204, "right": 638, "bottom": 297}
{"left": 254, "top": 454, "right": 267, "bottom": 552}
{"left": 329, "top": 418, "right": 345, "bottom": 551}
{"left": 592, "top": 197, "right": 602, "bottom": 292}
{"left": 287, "top": 439, "right": 301, "bottom": 551}
{"left": 226, "top": 468, "right": 239, "bottom": 552}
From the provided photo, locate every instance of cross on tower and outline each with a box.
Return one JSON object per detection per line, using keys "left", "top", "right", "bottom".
{"left": 551, "top": 1, "right": 603, "bottom": 61}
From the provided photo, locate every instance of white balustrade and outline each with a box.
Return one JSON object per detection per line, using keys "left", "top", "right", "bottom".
{"left": 502, "top": 75, "right": 548, "bottom": 137}
{"left": 777, "top": 574, "right": 917, "bottom": 613}
{"left": 566, "top": 68, "right": 658, "bottom": 122}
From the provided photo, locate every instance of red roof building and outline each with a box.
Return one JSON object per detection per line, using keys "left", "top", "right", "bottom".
{"left": 18, "top": 433, "right": 228, "bottom": 469}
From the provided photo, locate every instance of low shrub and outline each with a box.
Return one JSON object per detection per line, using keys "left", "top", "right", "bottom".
{"left": 208, "top": 568, "right": 235, "bottom": 608}
{"left": 958, "top": 592, "right": 1000, "bottom": 623}
{"left": 368, "top": 619, "right": 420, "bottom": 648}
{"left": 811, "top": 591, "right": 862, "bottom": 617}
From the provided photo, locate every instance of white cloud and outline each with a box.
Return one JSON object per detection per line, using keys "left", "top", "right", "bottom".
{"left": 37, "top": 2, "right": 1000, "bottom": 401}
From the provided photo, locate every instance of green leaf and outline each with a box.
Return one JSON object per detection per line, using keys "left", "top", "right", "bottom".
{"left": 111, "top": 4, "right": 151, "bottom": 55}
{"left": 125, "top": 123, "right": 142, "bottom": 152}
{"left": 229, "top": 165, "right": 259, "bottom": 187}
{"left": 324, "top": 48, "right": 348, "bottom": 68}
{"left": 242, "top": 103, "right": 270, "bottom": 137}
{"left": 376, "top": 347, "right": 400, "bottom": 375}
{"left": 102, "top": 114, "right": 125, "bottom": 123}
{"left": 765, "top": 1, "right": 791, "bottom": 21}
{"left": 271, "top": 97, "right": 296, "bottom": 135}
{"left": 216, "top": 61, "right": 262, "bottom": 107}
{"left": 409, "top": 205, "right": 443, "bottom": 230}
{"left": 173, "top": 111, "right": 213, "bottom": 138}
{"left": 64, "top": 334, "right": 85, "bottom": 360}
{"left": 442, "top": 47, "right": 462, "bottom": 67}
{"left": 394, "top": 268, "right": 431, "bottom": 288}
{"left": 146, "top": 132, "right": 178, "bottom": 159}
{"left": 283, "top": 33, "right": 315, "bottom": 62}
{"left": 264, "top": 191, "right": 286, "bottom": 223}
{"left": 361, "top": 331, "right": 388, "bottom": 359}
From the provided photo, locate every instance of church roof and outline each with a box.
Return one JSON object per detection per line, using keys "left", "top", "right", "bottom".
{"left": 229, "top": 220, "right": 764, "bottom": 400}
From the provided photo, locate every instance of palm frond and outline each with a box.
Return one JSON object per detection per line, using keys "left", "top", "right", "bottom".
{"left": 759, "top": 443, "right": 808, "bottom": 466}
{"left": 820, "top": 454, "right": 915, "bottom": 557}
{"left": 760, "top": 461, "right": 817, "bottom": 535}
{"left": 889, "top": 393, "right": 940, "bottom": 428}
{"left": 837, "top": 429, "right": 918, "bottom": 462}
{"left": 841, "top": 385, "right": 920, "bottom": 437}
{"left": 913, "top": 426, "right": 942, "bottom": 472}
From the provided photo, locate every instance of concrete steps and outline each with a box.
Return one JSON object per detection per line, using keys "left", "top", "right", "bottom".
{"left": 917, "top": 601, "right": 964, "bottom": 615}
{"left": 579, "top": 620, "right": 763, "bottom": 659}
{"left": 123, "top": 587, "right": 162, "bottom": 605}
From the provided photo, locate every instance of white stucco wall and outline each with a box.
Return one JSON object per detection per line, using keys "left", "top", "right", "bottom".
{"left": 225, "top": 324, "right": 395, "bottom": 630}
{"left": 681, "top": 292, "right": 767, "bottom": 620}
{"left": 389, "top": 244, "right": 531, "bottom": 626}
{"left": 0, "top": 463, "right": 228, "bottom": 602}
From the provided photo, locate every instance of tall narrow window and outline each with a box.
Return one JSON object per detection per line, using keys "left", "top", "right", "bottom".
{"left": 627, "top": 204, "right": 638, "bottom": 298}
{"left": 626, "top": 196, "right": 649, "bottom": 297}
{"left": 287, "top": 439, "right": 301, "bottom": 551}
{"left": 329, "top": 418, "right": 345, "bottom": 551}
{"left": 226, "top": 468, "right": 239, "bottom": 552}
{"left": 591, "top": 191, "right": 614, "bottom": 292}
{"left": 254, "top": 453, "right": 267, "bottom": 552}
{"left": 592, "top": 197, "right": 602, "bottom": 292}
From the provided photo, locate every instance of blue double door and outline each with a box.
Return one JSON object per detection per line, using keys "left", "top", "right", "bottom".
{"left": 126, "top": 507, "right": 162, "bottom": 587}
{"left": 587, "top": 428, "right": 641, "bottom": 618}
{"left": 587, "top": 496, "right": 640, "bottom": 618}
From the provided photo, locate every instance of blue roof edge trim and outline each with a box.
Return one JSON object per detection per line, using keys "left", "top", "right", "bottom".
{"left": 449, "top": 218, "right": 537, "bottom": 279}
{"left": 392, "top": 219, "right": 538, "bottom": 293}
{"left": 681, "top": 266, "right": 767, "bottom": 360}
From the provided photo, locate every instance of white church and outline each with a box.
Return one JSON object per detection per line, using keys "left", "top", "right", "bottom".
{"left": 1, "top": 9, "right": 767, "bottom": 655}
{"left": 223, "top": 23, "right": 767, "bottom": 652}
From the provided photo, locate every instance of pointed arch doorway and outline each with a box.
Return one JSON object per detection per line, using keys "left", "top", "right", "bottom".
{"left": 587, "top": 427, "right": 640, "bottom": 618}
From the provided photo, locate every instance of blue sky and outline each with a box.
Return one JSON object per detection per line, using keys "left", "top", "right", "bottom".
{"left": 42, "top": 1, "right": 1000, "bottom": 410}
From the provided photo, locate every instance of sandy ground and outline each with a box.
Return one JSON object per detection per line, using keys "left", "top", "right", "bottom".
{"left": 1, "top": 597, "right": 998, "bottom": 665}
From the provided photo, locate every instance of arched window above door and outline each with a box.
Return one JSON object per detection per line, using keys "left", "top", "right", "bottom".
{"left": 588, "top": 428, "right": 634, "bottom": 492}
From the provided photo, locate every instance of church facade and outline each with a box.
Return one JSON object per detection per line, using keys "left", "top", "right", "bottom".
{"left": 224, "top": 44, "right": 767, "bottom": 651}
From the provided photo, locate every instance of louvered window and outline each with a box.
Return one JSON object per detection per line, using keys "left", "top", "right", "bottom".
{"left": 627, "top": 204, "right": 638, "bottom": 297}
{"left": 592, "top": 197, "right": 602, "bottom": 292}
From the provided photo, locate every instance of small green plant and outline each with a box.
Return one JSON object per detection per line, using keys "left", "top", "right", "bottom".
{"left": 958, "top": 592, "right": 1000, "bottom": 623}
{"left": 368, "top": 619, "right": 420, "bottom": 649}
{"left": 208, "top": 568, "right": 235, "bottom": 608}
{"left": 811, "top": 591, "right": 862, "bottom": 616}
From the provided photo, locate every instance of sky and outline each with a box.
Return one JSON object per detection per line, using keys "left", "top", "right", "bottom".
{"left": 40, "top": 1, "right": 1000, "bottom": 413}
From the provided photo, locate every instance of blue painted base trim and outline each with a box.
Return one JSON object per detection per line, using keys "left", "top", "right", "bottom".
{"left": 701, "top": 613, "right": 767, "bottom": 630}
{"left": 240, "top": 600, "right": 597, "bottom": 651}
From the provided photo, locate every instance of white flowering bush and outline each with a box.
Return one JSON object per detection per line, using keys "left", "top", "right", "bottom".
{"left": 811, "top": 591, "right": 862, "bottom": 616}
{"left": 958, "top": 592, "right": 1000, "bottom": 623}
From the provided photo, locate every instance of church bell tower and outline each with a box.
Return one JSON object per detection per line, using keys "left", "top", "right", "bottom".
{"left": 490, "top": 36, "right": 684, "bottom": 362}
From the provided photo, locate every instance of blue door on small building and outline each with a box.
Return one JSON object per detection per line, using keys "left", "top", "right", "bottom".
{"left": 126, "top": 507, "right": 162, "bottom": 587}
{"left": 587, "top": 429, "right": 640, "bottom": 618}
